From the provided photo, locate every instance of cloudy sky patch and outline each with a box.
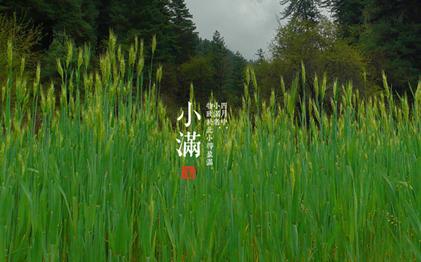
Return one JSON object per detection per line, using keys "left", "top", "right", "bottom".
{"left": 185, "top": 0, "right": 282, "bottom": 60}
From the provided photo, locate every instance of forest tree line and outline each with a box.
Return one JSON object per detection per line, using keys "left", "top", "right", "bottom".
{"left": 0, "top": 0, "right": 246, "bottom": 111}
{"left": 255, "top": 0, "right": 420, "bottom": 101}
{"left": 0, "top": 0, "right": 419, "bottom": 110}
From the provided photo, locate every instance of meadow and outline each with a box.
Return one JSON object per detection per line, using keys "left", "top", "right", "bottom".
{"left": 0, "top": 35, "right": 420, "bottom": 261}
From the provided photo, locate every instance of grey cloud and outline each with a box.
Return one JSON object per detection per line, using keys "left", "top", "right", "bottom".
{"left": 186, "top": 0, "right": 281, "bottom": 60}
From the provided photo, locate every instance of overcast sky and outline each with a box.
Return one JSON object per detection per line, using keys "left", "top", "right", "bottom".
{"left": 185, "top": 0, "right": 282, "bottom": 60}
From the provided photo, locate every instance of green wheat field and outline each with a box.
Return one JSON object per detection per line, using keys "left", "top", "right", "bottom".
{"left": 0, "top": 35, "right": 420, "bottom": 261}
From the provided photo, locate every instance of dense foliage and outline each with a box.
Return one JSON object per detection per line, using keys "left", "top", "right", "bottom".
{"left": 1, "top": 0, "right": 419, "bottom": 107}
{"left": 280, "top": 0, "right": 420, "bottom": 93}
{"left": 0, "top": 14, "right": 41, "bottom": 83}
{"left": 256, "top": 18, "right": 368, "bottom": 101}
{"left": 0, "top": 0, "right": 247, "bottom": 111}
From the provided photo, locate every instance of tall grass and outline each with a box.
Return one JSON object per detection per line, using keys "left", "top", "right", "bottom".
{"left": 0, "top": 34, "right": 420, "bottom": 261}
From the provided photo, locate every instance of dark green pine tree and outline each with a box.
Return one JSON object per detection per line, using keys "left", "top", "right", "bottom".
{"left": 280, "top": 0, "right": 322, "bottom": 23}
{"left": 168, "top": 0, "right": 198, "bottom": 64}
{"left": 326, "top": 0, "right": 365, "bottom": 42}
{"left": 1, "top": 0, "right": 99, "bottom": 49}
{"left": 212, "top": 30, "right": 226, "bottom": 52}
{"left": 97, "top": 0, "right": 131, "bottom": 45}
{"left": 360, "top": 0, "right": 421, "bottom": 92}
{"left": 99, "top": 0, "right": 176, "bottom": 61}
{"left": 143, "top": 0, "right": 177, "bottom": 62}
{"left": 229, "top": 51, "right": 247, "bottom": 105}
{"left": 211, "top": 30, "right": 228, "bottom": 96}
{"left": 255, "top": 48, "right": 265, "bottom": 63}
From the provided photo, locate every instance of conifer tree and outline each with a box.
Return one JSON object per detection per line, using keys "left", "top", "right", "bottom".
{"left": 360, "top": 0, "right": 420, "bottom": 91}
{"left": 280, "top": 0, "right": 322, "bottom": 23}
{"left": 327, "top": 0, "right": 364, "bottom": 41}
{"left": 169, "top": 0, "right": 198, "bottom": 63}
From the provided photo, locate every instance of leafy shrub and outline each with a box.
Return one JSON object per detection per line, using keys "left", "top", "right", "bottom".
{"left": 257, "top": 18, "right": 373, "bottom": 100}
{"left": 180, "top": 55, "right": 215, "bottom": 103}
{"left": 0, "top": 14, "right": 41, "bottom": 83}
